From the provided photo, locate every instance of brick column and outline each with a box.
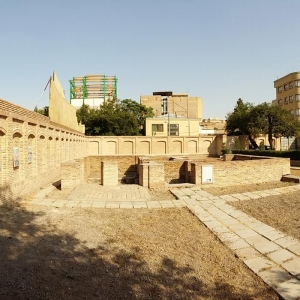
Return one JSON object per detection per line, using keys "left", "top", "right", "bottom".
{"left": 148, "top": 163, "right": 164, "bottom": 190}
{"left": 101, "top": 162, "right": 118, "bottom": 186}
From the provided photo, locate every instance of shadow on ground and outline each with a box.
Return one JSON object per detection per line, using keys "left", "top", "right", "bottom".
{"left": 0, "top": 186, "right": 281, "bottom": 300}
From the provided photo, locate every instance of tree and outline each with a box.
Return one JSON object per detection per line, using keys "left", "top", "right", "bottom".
{"left": 226, "top": 99, "right": 300, "bottom": 150}
{"left": 250, "top": 103, "right": 300, "bottom": 149}
{"left": 76, "top": 98, "right": 150, "bottom": 136}
{"left": 225, "top": 99, "right": 259, "bottom": 149}
{"left": 119, "top": 99, "right": 154, "bottom": 133}
{"left": 34, "top": 106, "right": 49, "bottom": 117}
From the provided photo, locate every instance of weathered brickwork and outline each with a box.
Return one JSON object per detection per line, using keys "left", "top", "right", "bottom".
{"left": 0, "top": 98, "right": 87, "bottom": 198}
{"left": 101, "top": 162, "right": 118, "bottom": 186}
{"left": 191, "top": 155, "right": 290, "bottom": 187}
{"left": 2, "top": 98, "right": 289, "bottom": 198}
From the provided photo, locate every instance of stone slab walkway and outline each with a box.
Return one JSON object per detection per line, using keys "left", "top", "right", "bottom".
{"left": 26, "top": 183, "right": 300, "bottom": 300}
{"left": 170, "top": 185, "right": 300, "bottom": 300}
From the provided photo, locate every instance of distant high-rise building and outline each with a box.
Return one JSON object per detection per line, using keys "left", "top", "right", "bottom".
{"left": 273, "top": 72, "right": 300, "bottom": 120}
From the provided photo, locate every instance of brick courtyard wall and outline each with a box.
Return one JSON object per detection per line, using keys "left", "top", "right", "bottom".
{"left": 191, "top": 155, "right": 290, "bottom": 187}
{"left": 0, "top": 98, "right": 88, "bottom": 199}
{"left": 87, "top": 135, "right": 224, "bottom": 156}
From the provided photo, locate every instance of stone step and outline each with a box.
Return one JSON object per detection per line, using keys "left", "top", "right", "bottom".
{"left": 281, "top": 175, "right": 300, "bottom": 183}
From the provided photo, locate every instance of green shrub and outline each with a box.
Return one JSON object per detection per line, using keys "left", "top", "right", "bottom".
{"left": 232, "top": 149, "right": 300, "bottom": 160}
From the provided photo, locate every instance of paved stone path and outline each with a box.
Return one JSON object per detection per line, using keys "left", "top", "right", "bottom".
{"left": 27, "top": 183, "right": 300, "bottom": 300}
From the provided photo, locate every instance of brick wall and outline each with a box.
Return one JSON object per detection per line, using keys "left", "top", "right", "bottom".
{"left": 0, "top": 98, "right": 87, "bottom": 199}
{"left": 191, "top": 155, "right": 290, "bottom": 187}
{"left": 87, "top": 135, "right": 223, "bottom": 156}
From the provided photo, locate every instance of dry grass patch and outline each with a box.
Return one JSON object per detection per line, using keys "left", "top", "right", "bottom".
{"left": 230, "top": 191, "right": 300, "bottom": 241}
{"left": 0, "top": 205, "right": 279, "bottom": 299}
{"left": 201, "top": 181, "right": 296, "bottom": 196}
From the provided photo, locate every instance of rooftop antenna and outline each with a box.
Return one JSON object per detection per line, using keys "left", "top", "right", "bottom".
{"left": 34, "top": 76, "right": 51, "bottom": 110}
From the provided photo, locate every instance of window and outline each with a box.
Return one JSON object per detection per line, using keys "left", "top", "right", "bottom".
{"left": 296, "top": 94, "right": 300, "bottom": 101}
{"left": 278, "top": 99, "right": 282, "bottom": 105}
{"left": 289, "top": 82, "right": 293, "bottom": 88}
{"left": 278, "top": 86, "right": 282, "bottom": 93}
{"left": 295, "top": 80, "right": 300, "bottom": 87}
{"left": 290, "top": 110, "right": 294, "bottom": 115}
{"left": 168, "top": 124, "right": 179, "bottom": 136}
{"left": 284, "top": 97, "right": 288, "bottom": 104}
{"left": 284, "top": 84, "right": 288, "bottom": 90}
{"left": 152, "top": 124, "right": 163, "bottom": 132}
{"left": 296, "top": 108, "right": 300, "bottom": 116}
{"left": 289, "top": 95, "right": 293, "bottom": 102}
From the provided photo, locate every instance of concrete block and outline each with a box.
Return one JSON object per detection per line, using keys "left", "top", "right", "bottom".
{"left": 281, "top": 257, "right": 300, "bottom": 276}
{"left": 254, "top": 241, "right": 282, "bottom": 254}
{"left": 287, "top": 243, "right": 300, "bottom": 256}
{"left": 244, "top": 257, "right": 276, "bottom": 273}
{"left": 259, "top": 266, "right": 293, "bottom": 288}
{"left": 234, "top": 247, "right": 261, "bottom": 260}
{"left": 225, "top": 238, "right": 249, "bottom": 250}
{"left": 275, "top": 278, "right": 300, "bottom": 300}
{"left": 268, "top": 249, "right": 297, "bottom": 265}
{"left": 246, "top": 234, "right": 269, "bottom": 246}
{"left": 261, "top": 229, "right": 286, "bottom": 241}
{"left": 275, "top": 236, "right": 299, "bottom": 248}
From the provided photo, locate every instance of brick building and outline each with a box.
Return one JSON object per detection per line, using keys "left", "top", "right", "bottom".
{"left": 273, "top": 72, "right": 300, "bottom": 121}
{"left": 140, "top": 91, "right": 202, "bottom": 119}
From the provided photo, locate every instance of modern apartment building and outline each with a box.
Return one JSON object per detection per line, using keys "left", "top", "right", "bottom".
{"left": 140, "top": 91, "right": 202, "bottom": 119}
{"left": 273, "top": 72, "right": 300, "bottom": 121}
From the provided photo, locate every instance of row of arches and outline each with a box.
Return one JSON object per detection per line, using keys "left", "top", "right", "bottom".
{"left": 88, "top": 138, "right": 215, "bottom": 155}
{"left": 0, "top": 127, "right": 87, "bottom": 186}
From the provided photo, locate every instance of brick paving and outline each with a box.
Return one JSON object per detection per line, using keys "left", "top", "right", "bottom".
{"left": 26, "top": 183, "right": 300, "bottom": 300}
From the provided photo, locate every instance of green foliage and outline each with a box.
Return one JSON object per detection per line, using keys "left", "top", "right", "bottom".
{"left": 34, "top": 106, "right": 49, "bottom": 117}
{"left": 232, "top": 149, "right": 300, "bottom": 160}
{"left": 76, "top": 98, "right": 152, "bottom": 136}
{"left": 234, "top": 138, "right": 243, "bottom": 150}
{"left": 226, "top": 99, "right": 258, "bottom": 148}
{"left": 221, "top": 143, "right": 230, "bottom": 154}
{"left": 226, "top": 99, "right": 300, "bottom": 150}
{"left": 259, "top": 140, "right": 265, "bottom": 151}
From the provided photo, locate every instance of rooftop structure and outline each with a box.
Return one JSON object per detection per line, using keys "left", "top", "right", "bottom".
{"left": 70, "top": 74, "right": 118, "bottom": 109}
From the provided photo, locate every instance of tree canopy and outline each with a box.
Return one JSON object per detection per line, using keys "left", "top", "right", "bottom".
{"left": 76, "top": 98, "right": 154, "bottom": 136}
{"left": 226, "top": 98, "right": 300, "bottom": 149}
{"left": 34, "top": 106, "right": 49, "bottom": 116}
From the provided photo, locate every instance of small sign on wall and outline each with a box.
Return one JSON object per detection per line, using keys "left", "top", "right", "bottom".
{"left": 28, "top": 146, "right": 32, "bottom": 163}
{"left": 202, "top": 165, "right": 213, "bottom": 184}
{"left": 13, "top": 147, "right": 19, "bottom": 167}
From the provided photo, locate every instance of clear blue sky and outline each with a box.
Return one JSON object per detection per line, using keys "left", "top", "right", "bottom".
{"left": 1, "top": 0, "right": 300, "bottom": 119}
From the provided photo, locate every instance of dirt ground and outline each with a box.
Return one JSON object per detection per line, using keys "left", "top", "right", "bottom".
{"left": 0, "top": 203, "right": 279, "bottom": 300}
{"left": 201, "top": 181, "right": 296, "bottom": 196}
{"left": 230, "top": 190, "right": 300, "bottom": 241}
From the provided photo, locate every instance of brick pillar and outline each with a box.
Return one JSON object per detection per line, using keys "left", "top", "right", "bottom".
{"left": 101, "top": 162, "right": 118, "bottom": 186}
{"left": 191, "top": 163, "right": 201, "bottom": 185}
{"left": 148, "top": 163, "right": 164, "bottom": 190}
{"left": 138, "top": 164, "right": 149, "bottom": 187}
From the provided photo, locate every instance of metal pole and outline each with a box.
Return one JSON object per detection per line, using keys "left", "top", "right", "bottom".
{"left": 168, "top": 112, "right": 170, "bottom": 136}
{"left": 34, "top": 76, "right": 51, "bottom": 109}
